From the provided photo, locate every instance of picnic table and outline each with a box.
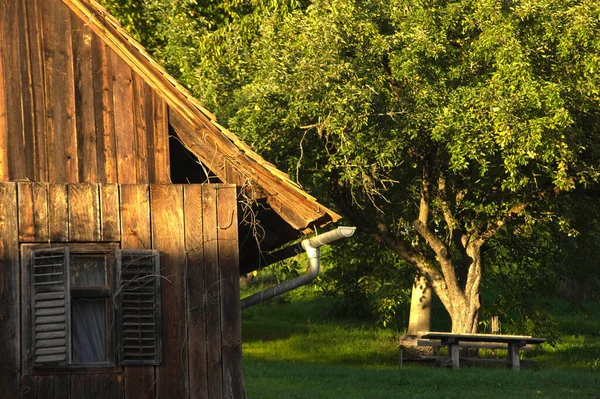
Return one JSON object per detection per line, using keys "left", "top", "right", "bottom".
{"left": 420, "top": 332, "right": 546, "bottom": 370}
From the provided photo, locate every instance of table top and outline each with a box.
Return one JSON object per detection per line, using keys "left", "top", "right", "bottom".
{"left": 421, "top": 332, "right": 546, "bottom": 344}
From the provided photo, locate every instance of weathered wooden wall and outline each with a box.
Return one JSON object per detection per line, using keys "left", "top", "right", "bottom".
{"left": 0, "top": 182, "right": 244, "bottom": 399}
{"left": 0, "top": 0, "right": 170, "bottom": 184}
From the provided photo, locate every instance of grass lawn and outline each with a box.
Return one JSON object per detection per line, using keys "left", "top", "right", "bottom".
{"left": 241, "top": 287, "right": 600, "bottom": 398}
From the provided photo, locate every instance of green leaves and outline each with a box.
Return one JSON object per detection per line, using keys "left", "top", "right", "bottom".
{"left": 102, "top": 0, "right": 600, "bottom": 327}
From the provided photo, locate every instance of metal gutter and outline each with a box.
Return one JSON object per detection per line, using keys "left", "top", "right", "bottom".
{"left": 240, "top": 227, "right": 356, "bottom": 310}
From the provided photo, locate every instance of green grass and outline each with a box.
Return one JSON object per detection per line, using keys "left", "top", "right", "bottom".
{"left": 244, "top": 362, "right": 600, "bottom": 398}
{"left": 241, "top": 286, "right": 600, "bottom": 398}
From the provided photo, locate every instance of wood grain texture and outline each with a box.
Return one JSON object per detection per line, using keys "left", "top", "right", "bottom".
{"left": 150, "top": 184, "right": 188, "bottom": 399}
{"left": 41, "top": 0, "right": 78, "bottom": 183}
{"left": 184, "top": 185, "right": 208, "bottom": 398}
{"left": 133, "top": 75, "right": 148, "bottom": 183}
{"left": 37, "top": 375, "right": 54, "bottom": 399}
{"left": 71, "top": 375, "right": 85, "bottom": 399}
{"left": 100, "top": 184, "right": 120, "bottom": 241}
{"left": 3, "top": 0, "right": 26, "bottom": 180}
{"left": 71, "top": 13, "right": 98, "bottom": 183}
{"left": 152, "top": 95, "right": 169, "bottom": 184}
{"left": 67, "top": 184, "right": 100, "bottom": 241}
{"left": 53, "top": 375, "right": 71, "bottom": 399}
{"left": 119, "top": 184, "right": 154, "bottom": 399}
{"left": 48, "top": 184, "right": 68, "bottom": 242}
{"left": 20, "top": 376, "right": 37, "bottom": 399}
{"left": 111, "top": 52, "right": 135, "bottom": 184}
{"left": 217, "top": 185, "right": 245, "bottom": 399}
{"left": 24, "top": 0, "right": 47, "bottom": 182}
{"left": 202, "top": 185, "right": 223, "bottom": 399}
{"left": 32, "top": 183, "right": 49, "bottom": 241}
{"left": 18, "top": 0, "right": 35, "bottom": 180}
{"left": 97, "top": 374, "right": 112, "bottom": 399}
{"left": 85, "top": 374, "right": 100, "bottom": 398}
{"left": 17, "top": 182, "right": 49, "bottom": 242}
{"left": 119, "top": 185, "right": 150, "bottom": 250}
{"left": 19, "top": 245, "right": 33, "bottom": 384}
{"left": 0, "top": 183, "right": 19, "bottom": 399}
{"left": 0, "top": 8, "right": 8, "bottom": 181}
{"left": 144, "top": 85, "right": 156, "bottom": 183}
{"left": 91, "top": 35, "right": 117, "bottom": 184}
{"left": 17, "top": 182, "right": 35, "bottom": 242}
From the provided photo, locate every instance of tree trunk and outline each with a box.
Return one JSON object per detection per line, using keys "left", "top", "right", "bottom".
{"left": 449, "top": 301, "right": 480, "bottom": 333}
{"left": 406, "top": 274, "right": 432, "bottom": 336}
{"left": 447, "top": 245, "right": 482, "bottom": 334}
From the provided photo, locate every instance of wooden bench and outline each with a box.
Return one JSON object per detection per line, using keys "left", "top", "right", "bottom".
{"left": 420, "top": 332, "right": 546, "bottom": 370}
{"left": 417, "top": 339, "right": 534, "bottom": 352}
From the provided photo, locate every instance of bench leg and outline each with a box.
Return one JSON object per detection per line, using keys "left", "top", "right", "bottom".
{"left": 449, "top": 344, "right": 460, "bottom": 369}
{"left": 508, "top": 342, "right": 520, "bottom": 371}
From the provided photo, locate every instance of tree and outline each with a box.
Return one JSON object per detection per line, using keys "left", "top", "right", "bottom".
{"left": 104, "top": 0, "right": 600, "bottom": 332}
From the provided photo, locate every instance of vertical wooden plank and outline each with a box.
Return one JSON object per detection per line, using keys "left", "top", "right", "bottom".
{"left": 203, "top": 185, "right": 223, "bottom": 399}
{"left": 133, "top": 75, "right": 148, "bottom": 183}
{"left": 0, "top": 10, "right": 9, "bottom": 181}
{"left": 153, "top": 96, "right": 170, "bottom": 184}
{"left": 24, "top": 0, "right": 48, "bottom": 182}
{"left": 37, "top": 375, "right": 54, "bottom": 399}
{"left": 115, "top": 374, "right": 125, "bottom": 399}
{"left": 17, "top": 182, "right": 48, "bottom": 242}
{"left": 85, "top": 374, "right": 99, "bottom": 399}
{"left": 41, "top": 0, "right": 78, "bottom": 183}
{"left": 217, "top": 185, "right": 244, "bottom": 398}
{"left": 119, "top": 185, "right": 154, "bottom": 399}
{"left": 0, "top": 183, "right": 19, "bottom": 399}
{"left": 100, "top": 184, "right": 120, "bottom": 241}
{"left": 71, "top": 13, "right": 98, "bottom": 183}
{"left": 54, "top": 375, "right": 71, "bottom": 399}
{"left": 92, "top": 36, "right": 117, "bottom": 184}
{"left": 184, "top": 185, "right": 208, "bottom": 398}
{"left": 32, "top": 183, "right": 49, "bottom": 242}
{"left": 71, "top": 374, "right": 85, "bottom": 399}
{"left": 18, "top": 182, "right": 35, "bottom": 242}
{"left": 18, "top": 0, "right": 36, "bottom": 180}
{"left": 151, "top": 185, "right": 188, "bottom": 399}
{"left": 144, "top": 85, "right": 156, "bottom": 183}
{"left": 120, "top": 185, "right": 151, "bottom": 249}
{"left": 67, "top": 184, "right": 101, "bottom": 241}
{"left": 3, "top": 0, "right": 26, "bottom": 180}
{"left": 20, "top": 376, "right": 37, "bottom": 399}
{"left": 97, "top": 374, "right": 111, "bottom": 399}
{"left": 111, "top": 52, "right": 136, "bottom": 184}
{"left": 19, "top": 245, "right": 32, "bottom": 382}
{"left": 48, "top": 184, "right": 68, "bottom": 242}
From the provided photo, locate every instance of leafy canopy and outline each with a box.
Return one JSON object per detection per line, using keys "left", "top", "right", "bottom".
{"left": 102, "top": 0, "right": 600, "bottom": 329}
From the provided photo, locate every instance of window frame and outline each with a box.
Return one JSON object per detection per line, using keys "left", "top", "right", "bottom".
{"left": 21, "top": 243, "right": 122, "bottom": 375}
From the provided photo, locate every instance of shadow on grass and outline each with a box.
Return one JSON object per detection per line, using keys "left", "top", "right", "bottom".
{"left": 530, "top": 336, "right": 600, "bottom": 371}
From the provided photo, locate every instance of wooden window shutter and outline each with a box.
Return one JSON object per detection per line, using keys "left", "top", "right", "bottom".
{"left": 30, "top": 247, "right": 72, "bottom": 366}
{"left": 116, "top": 250, "right": 162, "bottom": 365}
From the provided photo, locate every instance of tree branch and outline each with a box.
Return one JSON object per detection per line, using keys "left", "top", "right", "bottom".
{"left": 480, "top": 202, "right": 528, "bottom": 242}
{"left": 437, "top": 173, "right": 456, "bottom": 231}
{"left": 371, "top": 218, "right": 450, "bottom": 306}
{"left": 418, "top": 167, "right": 431, "bottom": 224}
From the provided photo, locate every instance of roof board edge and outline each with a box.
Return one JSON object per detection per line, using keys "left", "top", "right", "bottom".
{"left": 62, "top": 0, "right": 342, "bottom": 231}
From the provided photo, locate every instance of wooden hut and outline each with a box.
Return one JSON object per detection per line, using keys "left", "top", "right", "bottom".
{"left": 0, "top": 0, "right": 341, "bottom": 398}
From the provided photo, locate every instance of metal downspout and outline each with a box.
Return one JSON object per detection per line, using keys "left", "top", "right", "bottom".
{"left": 240, "top": 227, "right": 356, "bottom": 310}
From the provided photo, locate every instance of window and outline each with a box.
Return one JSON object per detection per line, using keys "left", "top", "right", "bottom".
{"left": 26, "top": 244, "right": 162, "bottom": 369}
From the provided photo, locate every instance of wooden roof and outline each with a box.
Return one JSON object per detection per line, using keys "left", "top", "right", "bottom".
{"left": 62, "top": 0, "right": 341, "bottom": 232}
